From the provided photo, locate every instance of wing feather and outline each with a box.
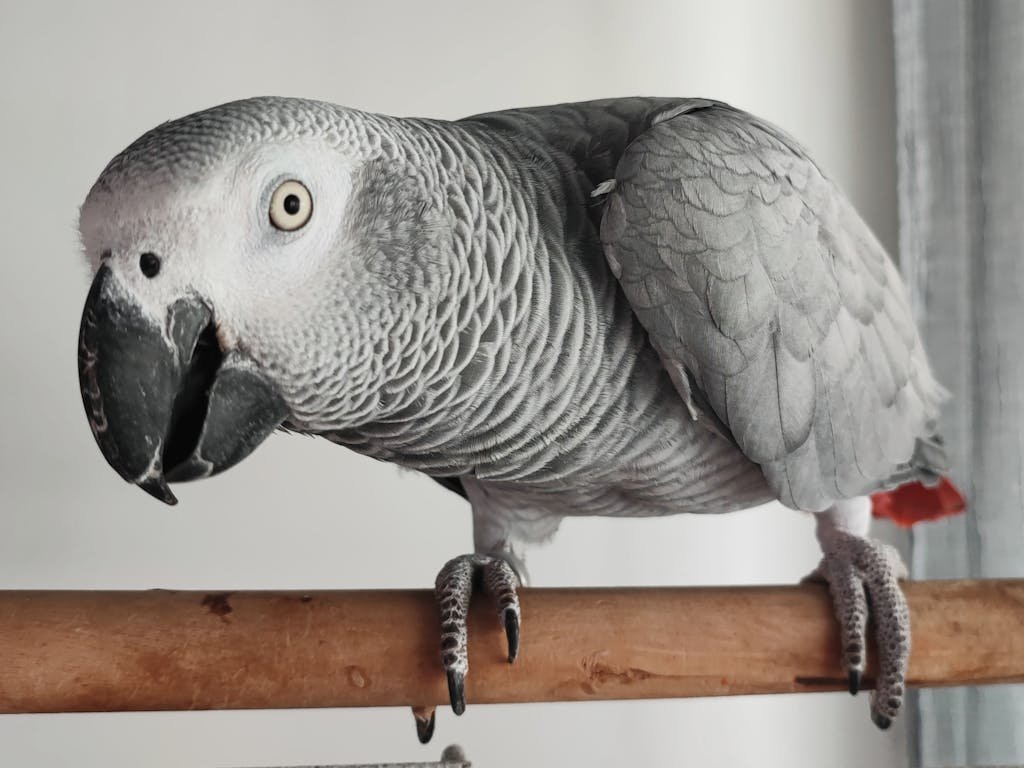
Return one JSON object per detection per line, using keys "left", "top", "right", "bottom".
{"left": 601, "top": 103, "right": 947, "bottom": 511}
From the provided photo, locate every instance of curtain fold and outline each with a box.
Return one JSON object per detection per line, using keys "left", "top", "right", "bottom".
{"left": 894, "top": 1, "right": 1024, "bottom": 765}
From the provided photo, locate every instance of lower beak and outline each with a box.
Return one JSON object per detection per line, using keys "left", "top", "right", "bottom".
{"left": 77, "top": 265, "right": 288, "bottom": 504}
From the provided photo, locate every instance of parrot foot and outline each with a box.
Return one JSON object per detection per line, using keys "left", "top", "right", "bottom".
{"left": 811, "top": 530, "right": 910, "bottom": 729}
{"left": 434, "top": 553, "right": 522, "bottom": 715}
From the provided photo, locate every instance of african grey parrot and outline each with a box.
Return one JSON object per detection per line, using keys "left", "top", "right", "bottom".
{"left": 76, "top": 96, "right": 961, "bottom": 737}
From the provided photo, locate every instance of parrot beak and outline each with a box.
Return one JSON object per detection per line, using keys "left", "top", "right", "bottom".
{"left": 77, "top": 265, "right": 289, "bottom": 505}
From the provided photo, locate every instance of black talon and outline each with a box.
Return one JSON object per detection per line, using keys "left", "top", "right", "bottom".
{"left": 505, "top": 609, "right": 520, "bottom": 663}
{"left": 413, "top": 707, "right": 436, "bottom": 744}
{"left": 871, "top": 709, "right": 893, "bottom": 730}
{"left": 447, "top": 669, "right": 466, "bottom": 715}
{"left": 848, "top": 670, "right": 861, "bottom": 696}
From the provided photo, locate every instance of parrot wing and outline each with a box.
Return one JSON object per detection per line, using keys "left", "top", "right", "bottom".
{"left": 600, "top": 102, "right": 948, "bottom": 511}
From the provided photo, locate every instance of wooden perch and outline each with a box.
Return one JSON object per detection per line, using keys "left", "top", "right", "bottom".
{"left": 0, "top": 580, "right": 1020, "bottom": 714}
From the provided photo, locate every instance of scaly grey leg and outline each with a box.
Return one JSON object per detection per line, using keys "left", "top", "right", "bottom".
{"left": 813, "top": 498, "right": 910, "bottom": 729}
{"left": 434, "top": 553, "right": 522, "bottom": 715}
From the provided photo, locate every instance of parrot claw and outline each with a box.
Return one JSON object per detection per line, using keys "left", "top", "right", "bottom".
{"left": 815, "top": 530, "right": 910, "bottom": 728}
{"left": 504, "top": 608, "right": 520, "bottom": 662}
{"left": 848, "top": 669, "right": 861, "bottom": 696}
{"left": 435, "top": 553, "right": 522, "bottom": 716}
{"left": 447, "top": 670, "right": 466, "bottom": 716}
{"left": 412, "top": 706, "right": 436, "bottom": 744}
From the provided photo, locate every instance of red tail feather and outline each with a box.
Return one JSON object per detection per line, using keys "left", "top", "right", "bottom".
{"left": 870, "top": 476, "right": 966, "bottom": 528}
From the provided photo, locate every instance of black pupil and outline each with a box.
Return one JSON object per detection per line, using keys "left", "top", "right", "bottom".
{"left": 139, "top": 252, "right": 161, "bottom": 278}
{"left": 283, "top": 194, "right": 301, "bottom": 215}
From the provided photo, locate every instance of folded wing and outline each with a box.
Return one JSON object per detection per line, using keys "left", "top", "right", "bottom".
{"left": 601, "top": 103, "right": 947, "bottom": 511}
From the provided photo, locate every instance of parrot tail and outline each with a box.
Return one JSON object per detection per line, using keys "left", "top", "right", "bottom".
{"left": 870, "top": 477, "right": 966, "bottom": 528}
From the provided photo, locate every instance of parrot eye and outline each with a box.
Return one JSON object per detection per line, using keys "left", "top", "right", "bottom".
{"left": 268, "top": 180, "right": 313, "bottom": 231}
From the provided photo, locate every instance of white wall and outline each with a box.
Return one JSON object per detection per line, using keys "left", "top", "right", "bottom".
{"left": 0, "top": 1, "right": 904, "bottom": 766}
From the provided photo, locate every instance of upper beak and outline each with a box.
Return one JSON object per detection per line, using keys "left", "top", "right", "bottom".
{"left": 77, "top": 265, "right": 289, "bottom": 504}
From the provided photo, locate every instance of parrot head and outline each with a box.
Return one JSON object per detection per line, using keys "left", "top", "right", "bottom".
{"left": 77, "top": 98, "right": 450, "bottom": 504}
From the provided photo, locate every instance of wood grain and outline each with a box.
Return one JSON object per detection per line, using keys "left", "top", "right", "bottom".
{"left": 0, "top": 580, "right": 1020, "bottom": 713}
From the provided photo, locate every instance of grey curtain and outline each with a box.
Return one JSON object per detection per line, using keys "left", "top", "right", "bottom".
{"left": 894, "top": 1, "right": 1024, "bottom": 765}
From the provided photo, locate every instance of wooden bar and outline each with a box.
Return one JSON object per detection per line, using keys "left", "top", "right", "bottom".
{"left": 0, "top": 580, "right": 1020, "bottom": 714}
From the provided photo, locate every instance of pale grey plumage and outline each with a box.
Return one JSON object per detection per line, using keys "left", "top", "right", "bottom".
{"left": 82, "top": 95, "right": 946, "bottom": 533}
{"left": 308, "top": 97, "right": 944, "bottom": 536}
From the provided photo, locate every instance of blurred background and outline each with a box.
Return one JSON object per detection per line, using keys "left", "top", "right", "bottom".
{"left": 0, "top": 1, "right": 1016, "bottom": 766}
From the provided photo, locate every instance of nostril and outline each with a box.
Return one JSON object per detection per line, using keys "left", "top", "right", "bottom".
{"left": 139, "top": 252, "right": 161, "bottom": 278}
